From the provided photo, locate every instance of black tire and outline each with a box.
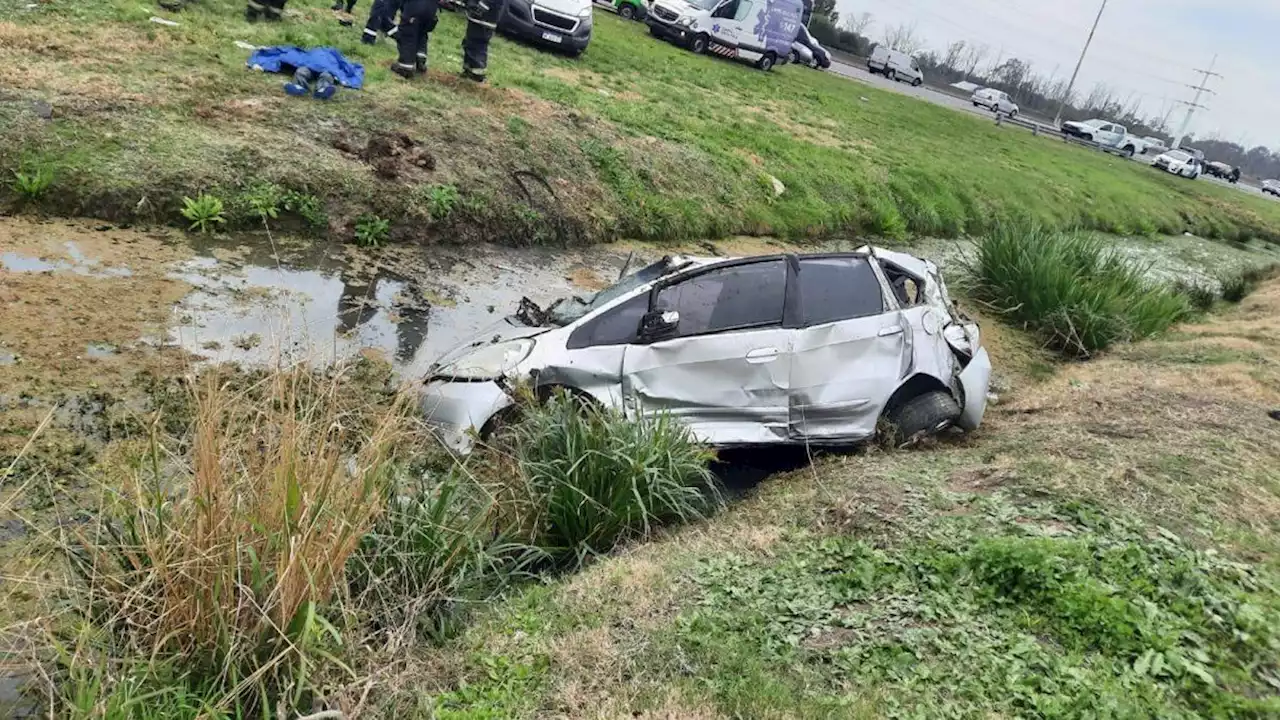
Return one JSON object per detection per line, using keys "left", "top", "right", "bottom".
{"left": 689, "top": 33, "right": 708, "bottom": 54}
{"left": 757, "top": 51, "right": 776, "bottom": 71}
{"left": 619, "top": 3, "right": 635, "bottom": 19}
{"left": 649, "top": 24, "right": 660, "bottom": 37}
{"left": 887, "top": 390, "right": 961, "bottom": 440}
{"left": 973, "top": 101, "right": 980, "bottom": 107}
{"left": 1010, "top": 109, "right": 1018, "bottom": 119}
{"left": 888, "top": 69, "right": 897, "bottom": 82}
{"left": 911, "top": 77, "right": 922, "bottom": 87}
{"left": 1082, "top": 133, "right": 1093, "bottom": 142}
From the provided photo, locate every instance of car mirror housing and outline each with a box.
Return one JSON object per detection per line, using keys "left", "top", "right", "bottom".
{"left": 640, "top": 310, "right": 680, "bottom": 341}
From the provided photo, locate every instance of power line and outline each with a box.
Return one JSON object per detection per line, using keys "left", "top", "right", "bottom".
{"left": 1173, "top": 56, "right": 1223, "bottom": 149}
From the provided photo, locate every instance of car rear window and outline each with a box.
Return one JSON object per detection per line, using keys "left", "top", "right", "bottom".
{"left": 795, "top": 257, "right": 884, "bottom": 327}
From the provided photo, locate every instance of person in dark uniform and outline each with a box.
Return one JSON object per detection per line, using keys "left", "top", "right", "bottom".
{"left": 460, "top": 0, "right": 506, "bottom": 82}
{"left": 390, "top": 0, "right": 438, "bottom": 78}
{"left": 246, "top": 0, "right": 286, "bottom": 21}
{"left": 360, "top": 0, "right": 401, "bottom": 44}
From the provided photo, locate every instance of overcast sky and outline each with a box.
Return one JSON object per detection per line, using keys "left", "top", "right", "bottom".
{"left": 838, "top": 0, "right": 1280, "bottom": 149}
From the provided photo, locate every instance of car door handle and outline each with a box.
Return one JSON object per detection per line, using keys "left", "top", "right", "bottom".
{"left": 878, "top": 325, "right": 905, "bottom": 337}
{"left": 745, "top": 347, "right": 780, "bottom": 363}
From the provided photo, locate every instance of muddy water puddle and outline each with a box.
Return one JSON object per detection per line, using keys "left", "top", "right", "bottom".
{"left": 167, "top": 241, "right": 641, "bottom": 378}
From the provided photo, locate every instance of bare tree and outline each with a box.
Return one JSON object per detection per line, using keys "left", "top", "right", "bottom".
{"left": 961, "top": 43, "right": 989, "bottom": 81}
{"left": 842, "top": 11, "right": 874, "bottom": 36}
{"left": 942, "top": 41, "right": 967, "bottom": 72}
{"left": 881, "top": 23, "right": 924, "bottom": 54}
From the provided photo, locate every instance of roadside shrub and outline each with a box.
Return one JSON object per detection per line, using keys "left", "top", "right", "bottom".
{"left": 354, "top": 214, "right": 390, "bottom": 247}
{"left": 64, "top": 367, "right": 407, "bottom": 711}
{"left": 12, "top": 164, "right": 54, "bottom": 200}
{"left": 1172, "top": 279, "right": 1217, "bottom": 313}
{"left": 963, "top": 226, "right": 1191, "bottom": 357}
{"left": 1219, "top": 263, "right": 1279, "bottom": 303}
{"left": 499, "top": 393, "right": 721, "bottom": 568}
{"left": 180, "top": 193, "right": 226, "bottom": 233}
{"left": 349, "top": 472, "right": 533, "bottom": 638}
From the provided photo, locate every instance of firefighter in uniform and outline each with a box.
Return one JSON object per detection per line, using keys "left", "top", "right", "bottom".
{"left": 361, "top": 0, "right": 401, "bottom": 44}
{"left": 246, "top": 0, "right": 287, "bottom": 21}
{"left": 460, "top": 0, "right": 506, "bottom": 82}
{"left": 390, "top": 0, "right": 438, "bottom": 79}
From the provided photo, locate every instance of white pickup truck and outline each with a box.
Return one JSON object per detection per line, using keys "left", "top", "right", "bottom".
{"left": 1059, "top": 119, "right": 1148, "bottom": 158}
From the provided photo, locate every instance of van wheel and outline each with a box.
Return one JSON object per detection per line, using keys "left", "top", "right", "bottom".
{"left": 885, "top": 390, "right": 961, "bottom": 442}
{"left": 887, "top": 69, "right": 897, "bottom": 82}
{"left": 757, "top": 51, "right": 776, "bottom": 71}
{"left": 619, "top": 3, "right": 635, "bottom": 19}
{"left": 689, "top": 33, "right": 708, "bottom": 54}
{"left": 911, "top": 77, "right": 922, "bottom": 87}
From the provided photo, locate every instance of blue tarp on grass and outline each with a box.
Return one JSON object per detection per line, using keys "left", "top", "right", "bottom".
{"left": 246, "top": 46, "right": 365, "bottom": 89}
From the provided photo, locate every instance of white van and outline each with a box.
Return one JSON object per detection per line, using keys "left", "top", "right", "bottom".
{"left": 867, "top": 45, "right": 923, "bottom": 86}
{"left": 646, "top": 0, "right": 805, "bottom": 71}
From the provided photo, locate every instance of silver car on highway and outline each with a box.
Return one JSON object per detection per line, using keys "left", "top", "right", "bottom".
{"left": 420, "top": 249, "right": 992, "bottom": 453}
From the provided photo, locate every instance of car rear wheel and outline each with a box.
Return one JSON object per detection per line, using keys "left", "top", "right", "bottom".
{"left": 886, "top": 390, "right": 962, "bottom": 442}
{"left": 1082, "top": 133, "right": 1093, "bottom": 142}
{"left": 1010, "top": 109, "right": 1018, "bottom": 119}
{"left": 887, "top": 69, "right": 897, "bottom": 82}
{"left": 619, "top": 3, "right": 635, "bottom": 19}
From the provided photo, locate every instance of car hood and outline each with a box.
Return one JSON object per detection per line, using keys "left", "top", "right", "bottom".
{"left": 427, "top": 318, "right": 551, "bottom": 375}
{"left": 533, "top": 0, "right": 589, "bottom": 14}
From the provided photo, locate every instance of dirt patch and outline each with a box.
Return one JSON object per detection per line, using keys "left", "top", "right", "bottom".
{"left": 566, "top": 266, "right": 609, "bottom": 291}
{"left": 333, "top": 132, "right": 437, "bottom": 182}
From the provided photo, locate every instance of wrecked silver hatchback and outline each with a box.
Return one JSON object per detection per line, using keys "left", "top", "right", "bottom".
{"left": 420, "top": 248, "right": 992, "bottom": 453}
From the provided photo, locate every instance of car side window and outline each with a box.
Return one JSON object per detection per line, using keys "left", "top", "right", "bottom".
{"left": 654, "top": 260, "right": 786, "bottom": 338}
{"left": 712, "top": 0, "right": 737, "bottom": 18}
{"left": 566, "top": 293, "right": 649, "bottom": 349}
{"left": 795, "top": 257, "right": 885, "bottom": 327}
{"left": 881, "top": 262, "right": 925, "bottom": 307}
{"left": 732, "top": 0, "right": 752, "bottom": 21}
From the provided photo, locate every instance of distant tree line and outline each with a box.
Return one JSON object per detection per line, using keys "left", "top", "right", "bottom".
{"left": 805, "top": 10, "right": 1277, "bottom": 177}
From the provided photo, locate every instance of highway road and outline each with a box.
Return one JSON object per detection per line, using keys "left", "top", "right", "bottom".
{"left": 825, "top": 59, "right": 1276, "bottom": 201}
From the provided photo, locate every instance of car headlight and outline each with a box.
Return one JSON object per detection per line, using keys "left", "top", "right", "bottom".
{"left": 676, "top": 16, "right": 693, "bottom": 26}
{"left": 438, "top": 339, "right": 535, "bottom": 380}
{"left": 578, "top": 6, "right": 591, "bottom": 17}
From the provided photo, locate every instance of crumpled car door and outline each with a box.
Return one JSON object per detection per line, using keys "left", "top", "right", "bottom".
{"left": 786, "top": 256, "right": 908, "bottom": 442}
{"left": 621, "top": 258, "right": 793, "bottom": 445}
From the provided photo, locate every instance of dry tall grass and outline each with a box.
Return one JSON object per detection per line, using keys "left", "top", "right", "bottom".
{"left": 65, "top": 367, "right": 408, "bottom": 709}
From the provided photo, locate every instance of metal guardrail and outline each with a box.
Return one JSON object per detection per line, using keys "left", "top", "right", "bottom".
{"left": 992, "top": 113, "right": 1136, "bottom": 156}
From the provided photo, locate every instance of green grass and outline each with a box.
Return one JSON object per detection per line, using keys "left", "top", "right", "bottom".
{"left": 964, "top": 226, "right": 1193, "bottom": 357}
{"left": 4, "top": 0, "right": 1280, "bottom": 243}
{"left": 498, "top": 392, "right": 722, "bottom": 568}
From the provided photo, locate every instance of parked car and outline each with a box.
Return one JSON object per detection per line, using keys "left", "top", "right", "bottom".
{"left": 420, "top": 249, "right": 993, "bottom": 454}
{"left": 1059, "top": 118, "right": 1145, "bottom": 157}
{"left": 501, "top": 0, "right": 594, "bottom": 55}
{"left": 1141, "top": 136, "right": 1169, "bottom": 154}
{"left": 971, "top": 88, "right": 1018, "bottom": 117}
{"left": 646, "top": 0, "right": 803, "bottom": 71}
{"left": 1262, "top": 179, "right": 1280, "bottom": 196}
{"left": 593, "top": 0, "right": 646, "bottom": 20}
{"left": 1204, "top": 161, "right": 1242, "bottom": 183}
{"left": 1153, "top": 149, "right": 1202, "bottom": 179}
{"left": 790, "top": 25, "right": 830, "bottom": 69}
{"left": 867, "top": 45, "right": 924, "bottom": 86}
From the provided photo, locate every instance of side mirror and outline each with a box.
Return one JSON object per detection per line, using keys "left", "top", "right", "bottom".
{"left": 640, "top": 310, "right": 680, "bottom": 341}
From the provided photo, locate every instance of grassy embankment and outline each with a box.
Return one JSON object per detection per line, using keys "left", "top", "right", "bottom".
{"left": 4, "top": 0, "right": 1280, "bottom": 244}
{"left": 6, "top": 224, "right": 1279, "bottom": 717}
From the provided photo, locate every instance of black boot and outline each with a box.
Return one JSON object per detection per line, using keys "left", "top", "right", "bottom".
{"left": 461, "top": 67, "right": 486, "bottom": 83}
{"left": 390, "top": 61, "right": 416, "bottom": 79}
{"left": 415, "top": 53, "right": 427, "bottom": 74}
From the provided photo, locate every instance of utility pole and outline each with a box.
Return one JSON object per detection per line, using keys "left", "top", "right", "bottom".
{"left": 1172, "top": 55, "right": 1221, "bottom": 150}
{"left": 1054, "top": 0, "right": 1108, "bottom": 128}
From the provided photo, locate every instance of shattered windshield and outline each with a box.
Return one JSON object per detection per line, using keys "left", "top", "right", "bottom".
{"left": 545, "top": 258, "right": 673, "bottom": 326}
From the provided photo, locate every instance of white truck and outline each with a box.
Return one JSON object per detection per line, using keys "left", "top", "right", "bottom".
{"left": 1059, "top": 118, "right": 1148, "bottom": 158}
